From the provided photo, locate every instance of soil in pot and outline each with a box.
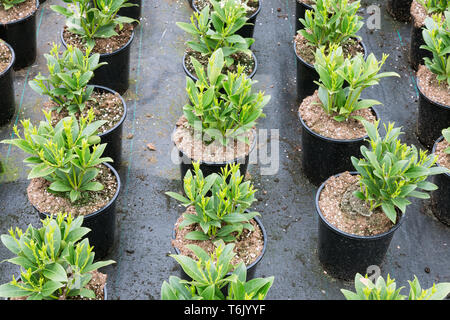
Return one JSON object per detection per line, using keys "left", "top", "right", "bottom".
{"left": 0, "top": 40, "right": 15, "bottom": 125}
{"left": 0, "top": 40, "right": 12, "bottom": 72}
{"left": 0, "top": 0, "right": 36, "bottom": 24}
{"left": 387, "top": 0, "right": 412, "bottom": 22}
{"left": 172, "top": 206, "right": 265, "bottom": 268}
{"left": 417, "top": 65, "right": 450, "bottom": 107}
{"left": 193, "top": 0, "right": 260, "bottom": 17}
{"left": 184, "top": 48, "right": 255, "bottom": 80}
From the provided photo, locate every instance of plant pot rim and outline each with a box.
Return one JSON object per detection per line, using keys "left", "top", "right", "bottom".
{"left": 60, "top": 22, "right": 135, "bottom": 58}
{"left": 0, "top": 0, "right": 39, "bottom": 26}
{"left": 171, "top": 214, "right": 267, "bottom": 273}
{"left": 432, "top": 135, "right": 450, "bottom": 179}
{"left": 415, "top": 73, "right": 450, "bottom": 109}
{"left": 297, "top": 0, "right": 312, "bottom": 9}
{"left": 293, "top": 37, "right": 367, "bottom": 69}
{"left": 32, "top": 162, "right": 121, "bottom": 221}
{"left": 298, "top": 106, "right": 380, "bottom": 143}
{"left": 0, "top": 40, "right": 15, "bottom": 78}
{"left": 172, "top": 125, "right": 257, "bottom": 165}
{"left": 182, "top": 50, "right": 258, "bottom": 82}
{"left": 90, "top": 85, "right": 128, "bottom": 138}
{"left": 192, "top": 0, "right": 262, "bottom": 20}
{"left": 315, "top": 171, "right": 406, "bottom": 240}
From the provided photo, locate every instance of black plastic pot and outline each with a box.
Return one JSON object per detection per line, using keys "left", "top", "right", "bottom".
{"left": 410, "top": 20, "right": 432, "bottom": 71}
{"left": 118, "top": 0, "right": 142, "bottom": 21}
{"left": 34, "top": 163, "right": 121, "bottom": 260}
{"left": 93, "top": 85, "right": 128, "bottom": 170}
{"left": 0, "top": 41, "right": 16, "bottom": 126}
{"left": 192, "top": 0, "right": 262, "bottom": 39}
{"left": 187, "top": 0, "right": 193, "bottom": 8}
{"left": 298, "top": 107, "right": 380, "bottom": 186}
{"left": 182, "top": 51, "right": 258, "bottom": 83}
{"left": 294, "top": 40, "right": 367, "bottom": 103}
{"left": 295, "top": 1, "right": 312, "bottom": 32}
{"left": 173, "top": 127, "right": 256, "bottom": 182}
{"left": 172, "top": 215, "right": 267, "bottom": 285}
{"left": 431, "top": 136, "right": 450, "bottom": 226}
{"left": 316, "top": 172, "right": 405, "bottom": 280}
{"left": 416, "top": 77, "right": 450, "bottom": 149}
{"left": 387, "top": 0, "right": 412, "bottom": 22}
{"left": 60, "top": 27, "right": 135, "bottom": 95}
{"left": 0, "top": 0, "right": 38, "bottom": 70}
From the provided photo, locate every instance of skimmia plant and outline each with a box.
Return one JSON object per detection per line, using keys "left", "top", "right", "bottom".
{"left": 166, "top": 162, "right": 259, "bottom": 241}
{"left": 314, "top": 45, "right": 400, "bottom": 121}
{"left": 351, "top": 120, "right": 450, "bottom": 223}
{"left": 299, "top": 0, "right": 364, "bottom": 50}
{"left": 0, "top": 212, "right": 115, "bottom": 300}
{"left": 177, "top": 0, "right": 254, "bottom": 67}
{"left": 0, "top": 0, "right": 25, "bottom": 10}
{"left": 161, "top": 241, "right": 274, "bottom": 300}
{"left": 421, "top": 11, "right": 450, "bottom": 86}
{"left": 184, "top": 49, "right": 269, "bottom": 146}
{"left": 417, "top": 0, "right": 449, "bottom": 14}
{"left": 29, "top": 44, "right": 106, "bottom": 114}
{"left": 341, "top": 273, "right": 450, "bottom": 300}
{"left": 51, "top": 0, "right": 137, "bottom": 48}
{"left": 1, "top": 110, "right": 113, "bottom": 203}
{"left": 443, "top": 127, "right": 450, "bottom": 153}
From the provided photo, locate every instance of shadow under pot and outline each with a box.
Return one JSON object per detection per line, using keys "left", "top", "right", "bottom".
{"left": 171, "top": 214, "right": 267, "bottom": 291}
{"left": 387, "top": 0, "right": 412, "bottom": 22}
{"left": 60, "top": 26, "right": 135, "bottom": 95}
{"left": 431, "top": 136, "right": 450, "bottom": 226}
{"left": 298, "top": 107, "right": 380, "bottom": 186}
{"left": 173, "top": 126, "right": 256, "bottom": 182}
{"left": 192, "top": 0, "right": 262, "bottom": 40}
{"left": 33, "top": 163, "right": 121, "bottom": 260}
{"left": 0, "top": 0, "right": 39, "bottom": 70}
{"left": 182, "top": 51, "right": 258, "bottom": 83}
{"left": 294, "top": 40, "right": 367, "bottom": 103}
{"left": 416, "top": 77, "right": 450, "bottom": 149}
{"left": 118, "top": 0, "right": 142, "bottom": 21}
{"left": 0, "top": 41, "right": 16, "bottom": 125}
{"left": 315, "top": 172, "right": 405, "bottom": 280}
{"left": 295, "top": 1, "right": 312, "bottom": 32}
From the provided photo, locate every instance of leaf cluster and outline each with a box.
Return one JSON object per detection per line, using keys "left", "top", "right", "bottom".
{"left": 351, "top": 120, "right": 450, "bottom": 223}
{"left": 161, "top": 240, "right": 274, "bottom": 300}
{"left": 0, "top": 0, "right": 25, "bottom": 10}
{"left": 418, "top": 0, "right": 449, "bottom": 14}
{"left": 0, "top": 212, "right": 115, "bottom": 300}
{"left": 443, "top": 127, "right": 450, "bottom": 154}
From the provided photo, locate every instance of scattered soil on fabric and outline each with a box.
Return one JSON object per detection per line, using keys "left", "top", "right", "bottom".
{"left": 318, "top": 172, "right": 396, "bottom": 236}
{"left": 294, "top": 33, "right": 364, "bottom": 66}
{"left": 0, "top": 0, "right": 36, "bottom": 24}
{"left": 43, "top": 91, "right": 125, "bottom": 135}
{"left": 298, "top": 90, "right": 377, "bottom": 140}
{"left": 194, "top": 0, "right": 259, "bottom": 16}
{"left": 435, "top": 138, "right": 450, "bottom": 170}
{"left": 417, "top": 65, "right": 450, "bottom": 106}
{"left": 185, "top": 48, "right": 255, "bottom": 79}
{"left": 0, "top": 40, "right": 12, "bottom": 73}
{"left": 173, "top": 116, "right": 254, "bottom": 162}
{"left": 172, "top": 206, "right": 264, "bottom": 267}
{"left": 27, "top": 164, "right": 118, "bottom": 217}
{"left": 62, "top": 24, "right": 133, "bottom": 55}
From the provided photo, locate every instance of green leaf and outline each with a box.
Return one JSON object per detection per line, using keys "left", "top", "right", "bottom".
{"left": 43, "top": 263, "right": 68, "bottom": 282}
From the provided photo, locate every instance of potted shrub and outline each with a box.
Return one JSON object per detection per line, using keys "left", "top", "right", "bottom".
{"left": 298, "top": 45, "right": 399, "bottom": 185}
{"left": 315, "top": 120, "right": 448, "bottom": 280}
{"left": 173, "top": 49, "right": 269, "bottom": 179}
{"left": 161, "top": 240, "right": 274, "bottom": 300}
{"left": 410, "top": 0, "right": 448, "bottom": 70}
{"left": 416, "top": 11, "right": 450, "bottom": 148}
{"left": 431, "top": 127, "right": 450, "bottom": 225}
{"left": 1, "top": 111, "right": 122, "bottom": 259}
{"left": 387, "top": 0, "right": 413, "bottom": 22}
{"left": 28, "top": 44, "right": 127, "bottom": 167}
{"left": 166, "top": 162, "right": 267, "bottom": 281}
{"left": 341, "top": 273, "right": 450, "bottom": 300}
{"left": 177, "top": 0, "right": 257, "bottom": 82}
{"left": 0, "top": 212, "right": 115, "bottom": 300}
{"left": 294, "top": 0, "right": 366, "bottom": 102}
{"left": 0, "top": 0, "right": 39, "bottom": 70}
{"left": 191, "top": 0, "right": 262, "bottom": 39}
{"left": 0, "top": 39, "right": 15, "bottom": 125}
{"left": 51, "top": 0, "right": 137, "bottom": 95}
